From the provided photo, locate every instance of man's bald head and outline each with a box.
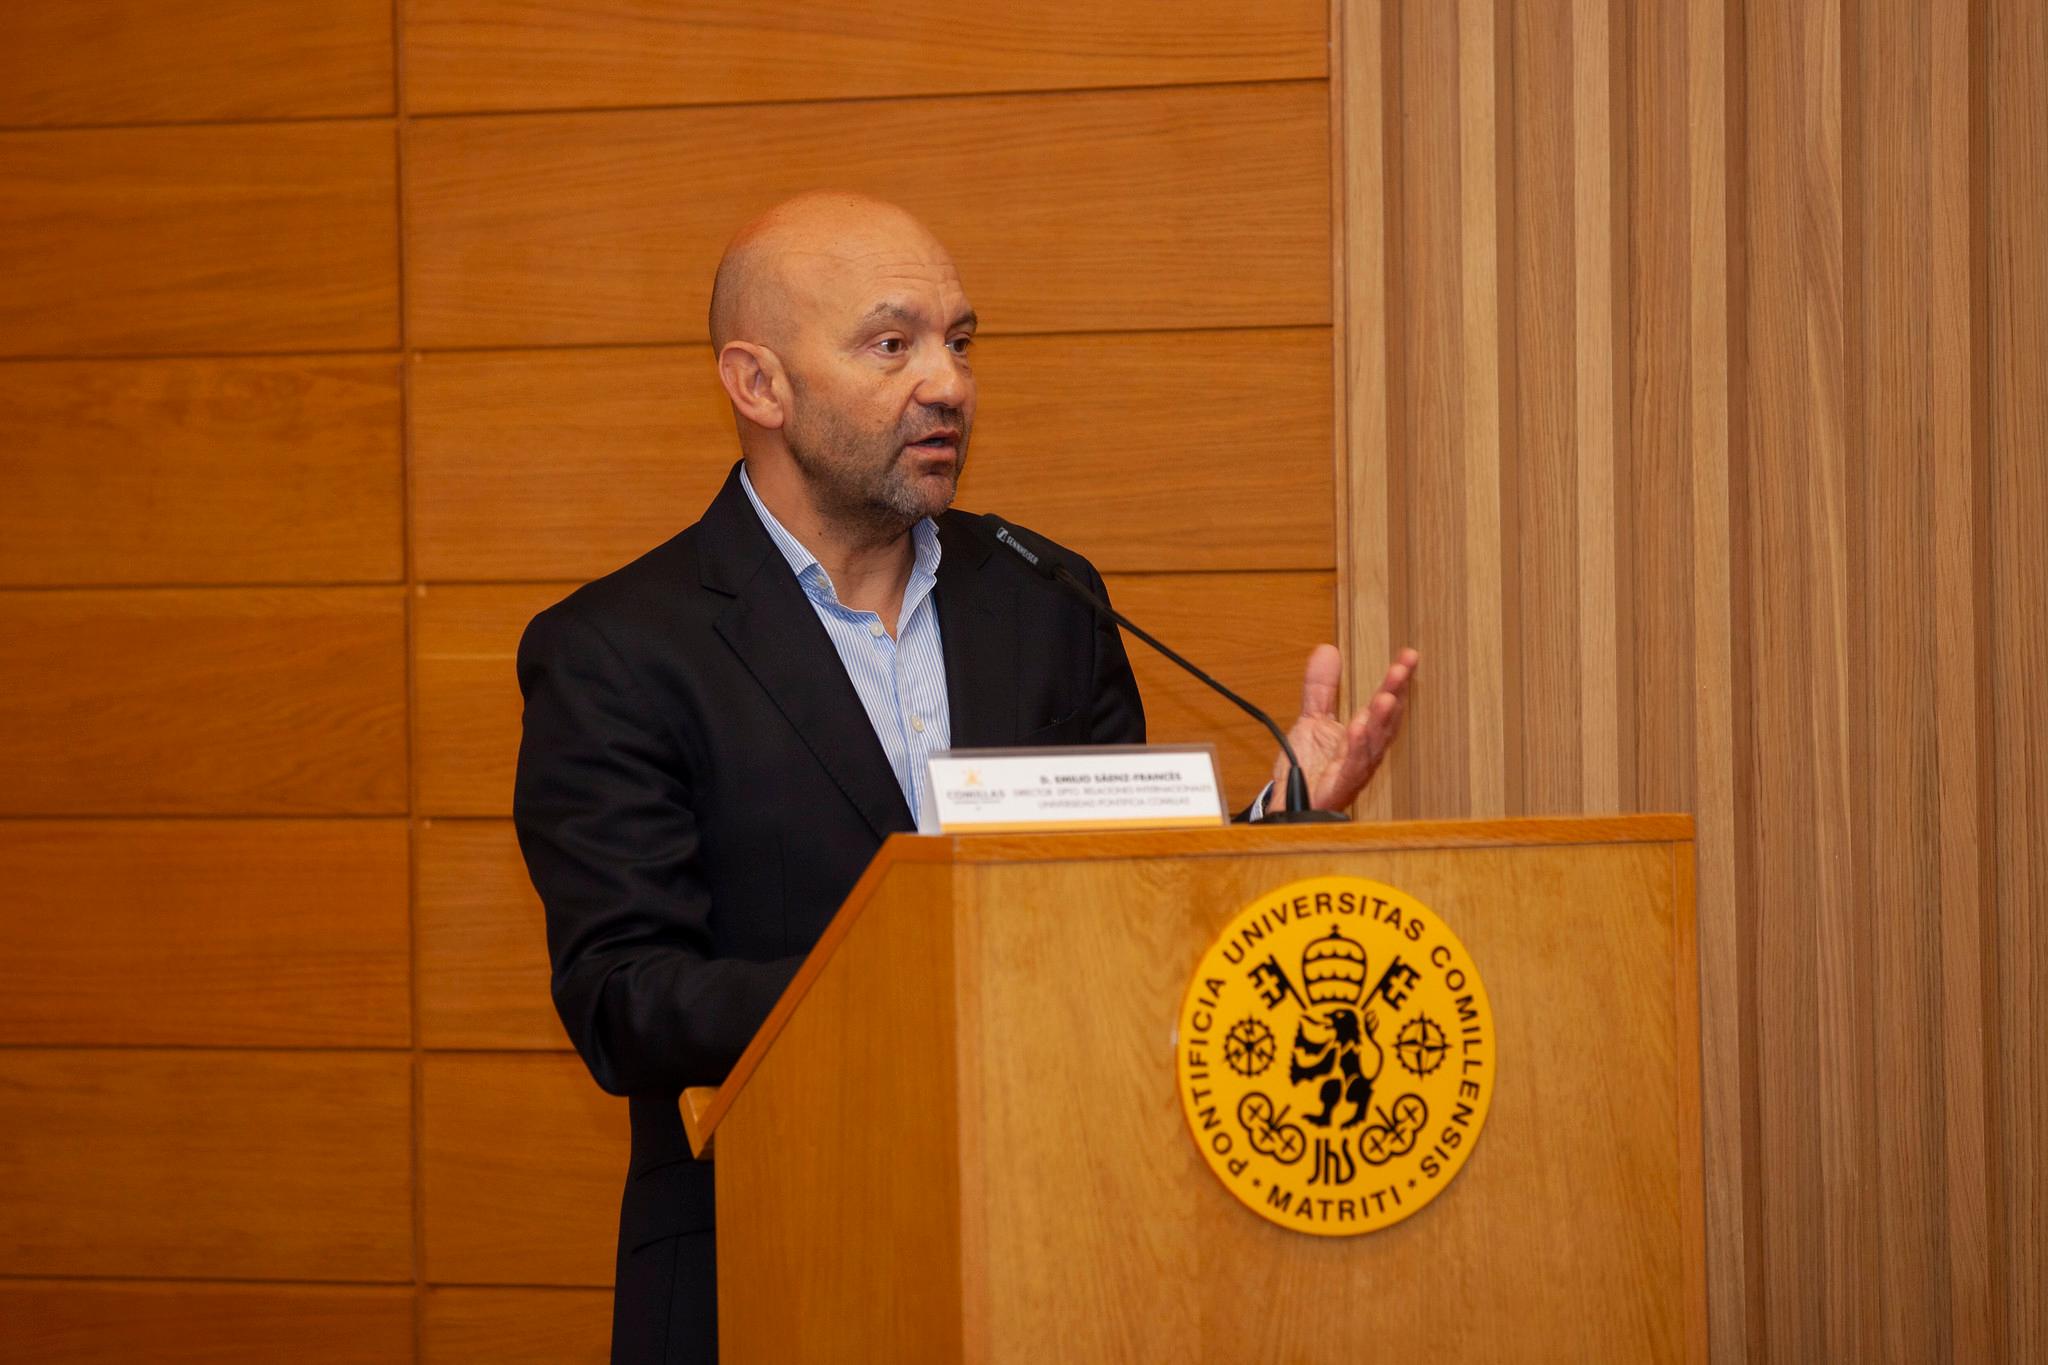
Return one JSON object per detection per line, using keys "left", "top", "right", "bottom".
{"left": 707, "top": 191, "right": 952, "bottom": 352}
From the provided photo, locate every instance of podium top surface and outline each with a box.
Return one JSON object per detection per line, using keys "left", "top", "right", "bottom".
{"left": 682, "top": 814, "right": 1693, "bottom": 1154}
{"left": 886, "top": 812, "right": 1693, "bottom": 865}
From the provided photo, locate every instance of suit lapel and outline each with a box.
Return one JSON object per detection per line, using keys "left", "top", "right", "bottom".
{"left": 701, "top": 467, "right": 914, "bottom": 841}
{"left": 936, "top": 514, "right": 1019, "bottom": 749}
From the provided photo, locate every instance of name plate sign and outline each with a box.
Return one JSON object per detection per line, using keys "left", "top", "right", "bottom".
{"left": 922, "top": 744, "right": 1226, "bottom": 834}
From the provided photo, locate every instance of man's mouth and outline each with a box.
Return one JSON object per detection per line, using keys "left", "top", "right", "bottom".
{"left": 906, "top": 429, "right": 960, "bottom": 453}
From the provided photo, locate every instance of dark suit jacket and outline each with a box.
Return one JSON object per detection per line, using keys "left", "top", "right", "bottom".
{"left": 513, "top": 463, "right": 1144, "bottom": 1364}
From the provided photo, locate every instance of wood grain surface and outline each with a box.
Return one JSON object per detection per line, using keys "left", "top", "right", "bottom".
{"left": 417, "top": 818, "right": 567, "bottom": 1050}
{"left": 0, "top": 588, "right": 407, "bottom": 815}
{"left": 1990, "top": 1, "right": 2047, "bottom": 1354}
{"left": 0, "top": 357, "right": 403, "bottom": 585}
{"left": 0, "top": 819, "right": 409, "bottom": 1047}
{"left": 713, "top": 829, "right": 1698, "bottom": 1362}
{"left": 718, "top": 862, "right": 962, "bottom": 1362}
{"left": 412, "top": 574, "right": 1328, "bottom": 817}
{"left": 409, "top": 330, "right": 1333, "bottom": 582}
{"left": 405, "top": 0, "right": 1321, "bottom": 113}
{"left": 413, "top": 581, "right": 564, "bottom": 818}
{"left": 1336, "top": 3, "right": 2044, "bottom": 1360}
{"left": 0, "top": 1050, "right": 412, "bottom": 1281}
{"left": 0, "top": 121, "right": 398, "bottom": 357}
{"left": 0, "top": 0, "right": 393, "bottom": 128}
{"left": 421, "top": 1052, "right": 627, "bottom": 1286}
{"left": 0, "top": 1281, "right": 414, "bottom": 1364}
{"left": 403, "top": 82, "right": 1329, "bottom": 347}
{"left": 422, "top": 1288, "right": 611, "bottom": 1364}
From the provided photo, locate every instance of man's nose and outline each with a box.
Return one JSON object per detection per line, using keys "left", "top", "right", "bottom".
{"left": 913, "top": 344, "right": 973, "bottom": 408}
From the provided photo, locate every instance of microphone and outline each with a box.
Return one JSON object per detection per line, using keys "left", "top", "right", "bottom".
{"left": 978, "top": 513, "right": 1345, "bottom": 824}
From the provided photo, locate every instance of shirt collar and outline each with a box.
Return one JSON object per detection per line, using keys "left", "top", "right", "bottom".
{"left": 739, "top": 462, "right": 942, "bottom": 604}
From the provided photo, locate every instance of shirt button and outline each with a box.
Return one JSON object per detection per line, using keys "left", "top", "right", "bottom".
{"left": 911, "top": 715, "right": 926, "bottom": 733}
{"left": 869, "top": 620, "right": 886, "bottom": 637}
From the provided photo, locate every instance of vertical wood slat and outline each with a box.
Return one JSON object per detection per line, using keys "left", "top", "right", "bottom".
{"left": 1390, "top": 1, "right": 1472, "bottom": 819}
{"left": 1684, "top": 1, "right": 1746, "bottom": 1361}
{"left": 1572, "top": 0, "right": 1624, "bottom": 815}
{"left": 1929, "top": 3, "right": 2000, "bottom": 1359}
{"left": 1990, "top": 2, "right": 2047, "bottom": 1358}
{"left": 1335, "top": 0, "right": 1398, "bottom": 823}
{"left": 1457, "top": 0, "right": 1507, "bottom": 818}
{"left": 1856, "top": 4, "right": 1948, "bottom": 1358}
{"left": 1506, "top": 0, "right": 1582, "bottom": 817}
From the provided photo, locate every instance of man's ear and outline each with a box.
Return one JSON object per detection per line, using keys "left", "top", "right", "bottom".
{"left": 717, "top": 341, "right": 789, "bottom": 429}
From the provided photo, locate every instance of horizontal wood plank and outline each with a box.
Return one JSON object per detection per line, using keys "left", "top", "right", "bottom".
{"left": 0, "top": 588, "right": 408, "bottom": 815}
{"left": 411, "top": 331, "right": 1332, "bottom": 581}
{"left": 422, "top": 1287, "right": 611, "bottom": 1364}
{"left": 404, "top": 83, "right": 1328, "bottom": 348}
{"left": 0, "top": 122, "right": 398, "bottom": 356}
{"left": 0, "top": 0, "right": 393, "bottom": 128}
{"left": 422, "top": 1053, "right": 626, "bottom": 1287}
{"left": 415, "top": 573, "right": 1329, "bottom": 816}
{"left": 418, "top": 818, "right": 568, "bottom": 1050}
{"left": 0, "top": 1281, "right": 414, "bottom": 1364}
{"left": 405, "top": 0, "right": 1320, "bottom": 114}
{"left": 415, "top": 582, "right": 564, "bottom": 818}
{"left": 0, "top": 820, "right": 409, "bottom": 1047}
{"left": 0, "top": 356, "right": 403, "bottom": 585}
{"left": 0, "top": 1050, "right": 413, "bottom": 1281}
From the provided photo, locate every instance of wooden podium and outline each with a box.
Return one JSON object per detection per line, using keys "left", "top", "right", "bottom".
{"left": 683, "top": 816, "right": 1703, "bottom": 1364}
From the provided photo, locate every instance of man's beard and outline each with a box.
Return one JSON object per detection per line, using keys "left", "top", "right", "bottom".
{"left": 783, "top": 390, "right": 970, "bottom": 541}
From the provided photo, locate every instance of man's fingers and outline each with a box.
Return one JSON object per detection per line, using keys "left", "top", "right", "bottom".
{"left": 1299, "top": 642, "right": 1343, "bottom": 719}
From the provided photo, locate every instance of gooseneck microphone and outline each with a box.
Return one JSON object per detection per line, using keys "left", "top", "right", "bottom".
{"left": 979, "top": 514, "right": 1346, "bottom": 825}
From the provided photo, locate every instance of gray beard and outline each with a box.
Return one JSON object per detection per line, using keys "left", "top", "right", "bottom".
{"left": 783, "top": 408, "right": 968, "bottom": 545}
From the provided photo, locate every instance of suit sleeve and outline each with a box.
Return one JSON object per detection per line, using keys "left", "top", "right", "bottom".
{"left": 513, "top": 602, "right": 799, "bottom": 1096}
{"left": 1078, "top": 561, "right": 1146, "bottom": 746}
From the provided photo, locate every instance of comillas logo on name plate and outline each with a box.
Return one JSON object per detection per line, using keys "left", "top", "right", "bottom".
{"left": 1176, "top": 875, "right": 1496, "bottom": 1235}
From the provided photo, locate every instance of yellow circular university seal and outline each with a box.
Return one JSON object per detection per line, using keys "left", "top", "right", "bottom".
{"left": 1177, "top": 875, "right": 1496, "bottom": 1236}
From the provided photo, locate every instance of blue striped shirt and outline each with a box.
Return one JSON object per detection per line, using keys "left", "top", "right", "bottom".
{"left": 739, "top": 465, "right": 951, "bottom": 819}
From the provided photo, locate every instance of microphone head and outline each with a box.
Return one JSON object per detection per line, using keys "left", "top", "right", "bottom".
{"left": 979, "top": 513, "right": 1057, "bottom": 579}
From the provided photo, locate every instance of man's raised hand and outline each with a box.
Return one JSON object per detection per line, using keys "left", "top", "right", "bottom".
{"left": 1267, "top": 644, "right": 1418, "bottom": 814}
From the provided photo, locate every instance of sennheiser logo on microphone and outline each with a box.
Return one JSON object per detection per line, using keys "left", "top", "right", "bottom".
{"left": 994, "top": 525, "right": 1039, "bottom": 566}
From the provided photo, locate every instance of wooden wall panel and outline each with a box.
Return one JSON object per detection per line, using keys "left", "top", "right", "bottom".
{"left": 0, "top": 0, "right": 393, "bottom": 128}
{"left": 0, "top": 122, "right": 398, "bottom": 357}
{"left": 0, "top": 357, "right": 403, "bottom": 586}
{"left": 411, "top": 331, "right": 1333, "bottom": 582}
{"left": 0, "top": 1281, "right": 414, "bottom": 1365}
{"left": 0, "top": 819, "right": 410, "bottom": 1047}
{"left": 414, "top": 575, "right": 1329, "bottom": 817}
{"left": 0, "top": 588, "right": 407, "bottom": 815}
{"left": 1342, "top": 2, "right": 2038, "bottom": 1360}
{"left": 1990, "top": 0, "right": 2047, "bottom": 1355}
{"left": 0, "top": 1050, "right": 412, "bottom": 1281}
{"left": 406, "top": 0, "right": 1321, "bottom": 114}
{"left": 414, "top": 582, "right": 561, "bottom": 817}
{"left": 1741, "top": 6, "right": 1857, "bottom": 1361}
{"left": 421, "top": 1053, "right": 627, "bottom": 1287}
{"left": 422, "top": 1288, "right": 610, "bottom": 1365}
{"left": 418, "top": 818, "right": 566, "bottom": 1050}
{"left": 403, "top": 83, "right": 1329, "bottom": 347}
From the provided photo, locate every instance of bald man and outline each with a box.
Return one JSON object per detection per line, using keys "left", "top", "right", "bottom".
{"left": 513, "top": 193, "right": 1413, "bottom": 1363}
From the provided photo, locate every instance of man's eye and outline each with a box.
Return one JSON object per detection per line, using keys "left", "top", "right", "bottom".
{"left": 948, "top": 336, "right": 973, "bottom": 355}
{"left": 877, "top": 338, "right": 905, "bottom": 355}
